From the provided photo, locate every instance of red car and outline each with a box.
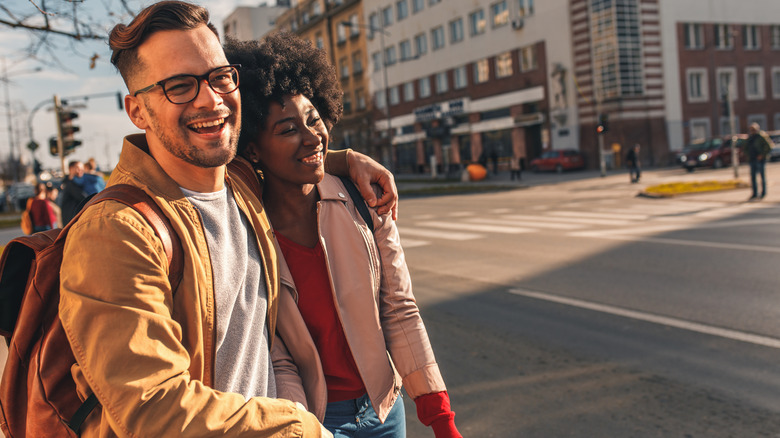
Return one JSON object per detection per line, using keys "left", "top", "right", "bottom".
{"left": 530, "top": 149, "right": 586, "bottom": 173}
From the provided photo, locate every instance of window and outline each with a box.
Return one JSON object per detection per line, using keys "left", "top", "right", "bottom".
{"left": 382, "top": 6, "right": 393, "bottom": 26}
{"left": 450, "top": 18, "right": 464, "bottom": 44}
{"left": 315, "top": 32, "right": 324, "bottom": 49}
{"left": 714, "top": 24, "right": 733, "bottom": 49}
{"left": 469, "top": 9, "right": 486, "bottom": 36}
{"left": 412, "top": 0, "right": 424, "bottom": 13}
{"left": 337, "top": 22, "right": 347, "bottom": 43}
{"left": 375, "top": 90, "right": 386, "bottom": 109}
{"left": 312, "top": 2, "right": 321, "bottom": 15}
{"left": 495, "top": 51, "right": 513, "bottom": 78}
{"left": 453, "top": 66, "right": 467, "bottom": 89}
{"left": 352, "top": 51, "right": 363, "bottom": 74}
{"left": 772, "top": 25, "right": 780, "bottom": 49}
{"left": 590, "top": 0, "right": 643, "bottom": 98}
{"left": 773, "top": 67, "right": 780, "bottom": 98}
{"left": 414, "top": 33, "right": 428, "bottom": 56}
{"left": 384, "top": 46, "right": 397, "bottom": 66}
{"left": 339, "top": 57, "right": 349, "bottom": 79}
{"left": 302, "top": 11, "right": 310, "bottom": 24}
{"left": 474, "top": 59, "right": 489, "bottom": 83}
{"left": 419, "top": 77, "right": 431, "bottom": 97}
{"left": 519, "top": 46, "right": 537, "bottom": 71}
{"left": 491, "top": 1, "right": 508, "bottom": 28}
{"left": 743, "top": 25, "right": 760, "bottom": 50}
{"left": 518, "top": 0, "right": 534, "bottom": 17}
{"left": 435, "top": 72, "right": 449, "bottom": 94}
{"left": 343, "top": 92, "right": 352, "bottom": 114}
{"left": 717, "top": 67, "right": 737, "bottom": 100}
{"left": 686, "top": 68, "right": 708, "bottom": 102}
{"left": 689, "top": 118, "right": 710, "bottom": 142}
{"left": 745, "top": 67, "right": 765, "bottom": 99}
{"left": 403, "top": 82, "right": 415, "bottom": 101}
{"left": 400, "top": 40, "right": 413, "bottom": 61}
{"left": 397, "top": 0, "right": 408, "bottom": 21}
{"left": 431, "top": 26, "right": 445, "bottom": 50}
{"left": 369, "top": 13, "right": 380, "bottom": 39}
{"left": 683, "top": 23, "right": 703, "bottom": 49}
{"left": 356, "top": 89, "right": 366, "bottom": 110}
{"left": 348, "top": 14, "right": 359, "bottom": 37}
{"left": 430, "top": 0, "right": 441, "bottom": 5}
{"left": 372, "top": 52, "right": 382, "bottom": 71}
{"left": 389, "top": 86, "right": 400, "bottom": 105}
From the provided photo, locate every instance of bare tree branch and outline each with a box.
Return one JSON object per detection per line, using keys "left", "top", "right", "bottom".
{"left": 0, "top": 17, "right": 106, "bottom": 40}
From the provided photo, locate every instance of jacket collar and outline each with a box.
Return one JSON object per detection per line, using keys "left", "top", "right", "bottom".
{"left": 316, "top": 174, "right": 350, "bottom": 203}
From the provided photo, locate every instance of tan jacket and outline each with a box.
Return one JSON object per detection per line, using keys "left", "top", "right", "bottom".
{"left": 59, "top": 135, "right": 324, "bottom": 437}
{"left": 272, "top": 174, "right": 447, "bottom": 422}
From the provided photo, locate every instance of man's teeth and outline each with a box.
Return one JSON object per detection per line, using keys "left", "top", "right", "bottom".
{"left": 190, "top": 118, "right": 224, "bottom": 129}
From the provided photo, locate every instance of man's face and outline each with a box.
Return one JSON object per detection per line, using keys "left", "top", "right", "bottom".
{"left": 126, "top": 25, "right": 241, "bottom": 169}
{"left": 70, "top": 163, "right": 84, "bottom": 178}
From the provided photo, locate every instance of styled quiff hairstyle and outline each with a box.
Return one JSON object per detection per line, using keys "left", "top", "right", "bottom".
{"left": 223, "top": 33, "right": 343, "bottom": 156}
{"left": 109, "top": 1, "right": 218, "bottom": 89}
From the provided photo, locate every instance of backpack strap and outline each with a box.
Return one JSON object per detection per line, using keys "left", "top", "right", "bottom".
{"left": 64, "top": 184, "right": 183, "bottom": 434}
{"left": 338, "top": 176, "right": 374, "bottom": 233}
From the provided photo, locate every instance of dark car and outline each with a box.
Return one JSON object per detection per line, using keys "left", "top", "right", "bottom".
{"left": 530, "top": 149, "right": 586, "bottom": 173}
{"left": 679, "top": 136, "right": 745, "bottom": 171}
{"left": 767, "top": 131, "right": 780, "bottom": 162}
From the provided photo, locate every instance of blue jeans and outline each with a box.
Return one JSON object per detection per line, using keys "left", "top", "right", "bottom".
{"left": 750, "top": 160, "right": 766, "bottom": 197}
{"left": 323, "top": 393, "right": 406, "bottom": 438}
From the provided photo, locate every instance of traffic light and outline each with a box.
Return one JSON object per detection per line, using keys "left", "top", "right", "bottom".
{"left": 597, "top": 113, "right": 609, "bottom": 134}
{"left": 57, "top": 108, "right": 82, "bottom": 154}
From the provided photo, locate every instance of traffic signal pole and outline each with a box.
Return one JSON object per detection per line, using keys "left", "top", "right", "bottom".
{"left": 54, "top": 94, "right": 66, "bottom": 175}
{"left": 726, "top": 89, "right": 739, "bottom": 178}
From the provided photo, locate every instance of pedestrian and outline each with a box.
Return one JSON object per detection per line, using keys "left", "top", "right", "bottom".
{"left": 745, "top": 122, "right": 773, "bottom": 200}
{"left": 78, "top": 158, "right": 107, "bottom": 195}
{"left": 59, "top": 160, "right": 88, "bottom": 223}
{"left": 28, "top": 182, "right": 57, "bottom": 232}
{"left": 225, "top": 34, "right": 462, "bottom": 438}
{"left": 626, "top": 143, "right": 641, "bottom": 183}
{"left": 58, "top": 1, "right": 397, "bottom": 436}
{"left": 510, "top": 155, "right": 523, "bottom": 181}
{"left": 45, "top": 183, "right": 62, "bottom": 228}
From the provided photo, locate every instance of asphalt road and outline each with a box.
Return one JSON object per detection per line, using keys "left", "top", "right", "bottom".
{"left": 399, "top": 165, "right": 780, "bottom": 437}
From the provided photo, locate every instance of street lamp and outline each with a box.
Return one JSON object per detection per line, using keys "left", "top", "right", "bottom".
{"left": 1, "top": 56, "right": 42, "bottom": 182}
{"left": 341, "top": 20, "right": 394, "bottom": 170}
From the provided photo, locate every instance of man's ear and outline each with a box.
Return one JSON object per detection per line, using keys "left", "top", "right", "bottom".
{"left": 125, "top": 94, "right": 150, "bottom": 130}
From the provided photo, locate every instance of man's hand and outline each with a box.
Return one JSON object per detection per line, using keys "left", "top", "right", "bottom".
{"left": 347, "top": 150, "right": 398, "bottom": 220}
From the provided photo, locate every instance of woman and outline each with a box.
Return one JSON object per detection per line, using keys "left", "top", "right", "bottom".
{"left": 225, "top": 34, "right": 462, "bottom": 438}
{"left": 29, "top": 182, "right": 58, "bottom": 232}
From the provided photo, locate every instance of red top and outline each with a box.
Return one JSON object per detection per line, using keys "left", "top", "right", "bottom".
{"left": 29, "top": 198, "right": 56, "bottom": 228}
{"left": 276, "top": 232, "right": 366, "bottom": 402}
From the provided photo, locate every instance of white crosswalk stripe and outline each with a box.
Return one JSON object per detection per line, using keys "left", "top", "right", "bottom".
{"left": 420, "top": 221, "right": 534, "bottom": 234}
{"left": 398, "top": 227, "right": 481, "bottom": 240}
{"left": 464, "top": 217, "right": 585, "bottom": 230}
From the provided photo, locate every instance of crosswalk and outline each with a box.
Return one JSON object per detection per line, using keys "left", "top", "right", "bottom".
{"left": 397, "top": 199, "right": 780, "bottom": 249}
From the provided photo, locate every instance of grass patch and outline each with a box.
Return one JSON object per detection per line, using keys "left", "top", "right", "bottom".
{"left": 642, "top": 179, "right": 749, "bottom": 198}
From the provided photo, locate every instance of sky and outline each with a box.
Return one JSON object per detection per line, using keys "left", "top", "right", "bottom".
{"left": 0, "top": 0, "right": 269, "bottom": 175}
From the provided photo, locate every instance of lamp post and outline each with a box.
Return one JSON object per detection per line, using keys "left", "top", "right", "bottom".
{"left": 341, "top": 20, "right": 394, "bottom": 171}
{"left": 1, "top": 57, "right": 42, "bottom": 182}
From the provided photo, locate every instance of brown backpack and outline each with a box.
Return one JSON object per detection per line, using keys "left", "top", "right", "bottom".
{"left": 0, "top": 184, "right": 183, "bottom": 437}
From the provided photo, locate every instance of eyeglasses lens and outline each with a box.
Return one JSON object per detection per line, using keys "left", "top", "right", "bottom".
{"left": 162, "top": 66, "right": 239, "bottom": 104}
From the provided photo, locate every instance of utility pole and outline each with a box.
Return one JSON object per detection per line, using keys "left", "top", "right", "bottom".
{"left": 726, "top": 89, "right": 739, "bottom": 178}
{"left": 54, "top": 95, "right": 66, "bottom": 175}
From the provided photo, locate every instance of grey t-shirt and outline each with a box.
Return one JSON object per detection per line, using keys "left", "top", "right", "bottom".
{"left": 181, "top": 185, "right": 276, "bottom": 400}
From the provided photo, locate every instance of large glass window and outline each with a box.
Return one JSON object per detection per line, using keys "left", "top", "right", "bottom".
{"left": 382, "top": 6, "right": 393, "bottom": 26}
{"left": 414, "top": 33, "right": 428, "bottom": 56}
{"left": 518, "top": 0, "right": 534, "bottom": 17}
{"left": 491, "top": 1, "right": 508, "bottom": 27}
{"left": 404, "top": 82, "right": 415, "bottom": 101}
{"left": 412, "top": 0, "right": 424, "bottom": 13}
{"left": 745, "top": 67, "right": 765, "bottom": 99}
{"left": 474, "top": 59, "right": 489, "bottom": 83}
{"left": 469, "top": 9, "right": 486, "bottom": 36}
{"left": 400, "top": 40, "right": 413, "bottom": 61}
{"left": 435, "top": 72, "right": 449, "bottom": 94}
{"left": 686, "top": 68, "right": 708, "bottom": 102}
{"left": 590, "top": 0, "right": 643, "bottom": 98}
{"left": 453, "top": 66, "right": 467, "bottom": 89}
{"left": 450, "top": 18, "right": 464, "bottom": 44}
{"left": 419, "top": 77, "right": 432, "bottom": 97}
{"left": 743, "top": 24, "right": 760, "bottom": 50}
{"left": 431, "top": 26, "right": 445, "bottom": 50}
{"left": 714, "top": 24, "right": 733, "bottom": 49}
{"left": 397, "top": 0, "right": 409, "bottom": 21}
{"left": 384, "top": 46, "right": 397, "bottom": 66}
{"left": 389, "top": 86, "right": 400, "bottom": 105}
{"left": 495, "top": 51, "right": 513, "bottom": 78}
{"left": 683, "top": 23, "right": 703, "bottom": 49}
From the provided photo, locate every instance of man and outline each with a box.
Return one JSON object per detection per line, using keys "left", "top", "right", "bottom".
{"left": 746, "top": 122, "right": 773, "bottom": 200}
{"left": 60, "top": 160, "right": 88, "bottom": 223}
{"left": 58, "top": 1, "right": 396, "bottom": 436}
{"left": 626, "top": 143, "right": 641, "bottom": 183}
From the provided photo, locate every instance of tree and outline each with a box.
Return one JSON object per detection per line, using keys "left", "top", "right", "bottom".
{"left": 0, "top": 0, "right": 140, "bottom": 68}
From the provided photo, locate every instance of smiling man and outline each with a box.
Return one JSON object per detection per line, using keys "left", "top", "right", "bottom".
{"left": 57, "top": 1, "right": 395, "bottom": 436}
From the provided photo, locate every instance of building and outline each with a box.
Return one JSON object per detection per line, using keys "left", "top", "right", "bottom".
{"left": 222, "top": 3, "right": 290, "bottom": 41}
{"left": 274, "top": 0, "right": 374, "bottom": 156}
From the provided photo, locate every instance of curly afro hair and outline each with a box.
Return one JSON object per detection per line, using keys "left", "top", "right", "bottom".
{"left": 224, "top": 32, "right": 343, "bottom": 156}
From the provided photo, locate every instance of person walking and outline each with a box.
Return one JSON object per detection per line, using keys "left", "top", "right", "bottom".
{"left": 746, "top": 122, "right": 773, "bottom": 200}
{"left": 28, "top": 182, "right": 58, "bottom": 232}
{"left": 626, "top": 143, "right": 641, "bottom": 183}
{"left": 510, "top": 155, "right": 523, "bottom": 181}
{"left": 226, "top": 34, "right": 462, "bottom": 438}
{"left": 59, "top": 160, "right": 88, "bottom": 223}
{"left": 58, "top": 2, "right": 397, "bottom": 436}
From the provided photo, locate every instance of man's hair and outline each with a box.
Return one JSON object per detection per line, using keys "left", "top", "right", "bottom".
{"left": 223, "top": 32, "right": 343, "bottom": 156}
{"left": 109, "top": 1, "right": 218, "bottom": 89}
{"left": 68, "top": 160, "right": 82, "bottom": 169}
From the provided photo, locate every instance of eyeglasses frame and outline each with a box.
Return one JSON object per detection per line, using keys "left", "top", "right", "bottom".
{"left": 132, "top": 64, "right": 242, "bottom": 105}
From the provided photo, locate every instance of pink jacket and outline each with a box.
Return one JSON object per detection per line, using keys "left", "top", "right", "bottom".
{"left": 272, "top": 174, "right": 447, "bottom": 422}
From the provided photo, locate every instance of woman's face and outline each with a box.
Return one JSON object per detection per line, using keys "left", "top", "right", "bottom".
{"left": 251, "top": 94, "right": 328, "bottom": 188}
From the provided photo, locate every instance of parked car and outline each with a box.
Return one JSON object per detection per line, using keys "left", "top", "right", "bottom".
{"left": 767, "top": 131, "right": 780, "bottom": 162}
{"left": 4, "top": 182, "right": 35, "bottom": 211}
{"left": 679, "top": 135, "right": 745, "bottom": 171}
{"left": 530, "top": 149, "right": 586, "bottom": 173}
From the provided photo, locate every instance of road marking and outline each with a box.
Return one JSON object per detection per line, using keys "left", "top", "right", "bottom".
{"left": 421, "top": 221, "right": 534, "bottom": 234}
{"left": 447, "top": 211, "right": 476, "bottom": 217}
{"left": 504, "top": 214, "right": 633, "bottom": 226}
{"left": 400, "top": 238, "right": 430, "bottom": 248}
{"left": 548, "top": 211, "right": 649, "bottom": 221}
{"left": 466, "top": 217, "right": 585, "bottom": 230}
{"left": 508, "top": 288, "right": 780, "bottom": 349}
{"left": 397, "top": 227, "right": 481, "bottom": 240}
{"left": 567, "top": 233, "right": 780, "bottom": 254}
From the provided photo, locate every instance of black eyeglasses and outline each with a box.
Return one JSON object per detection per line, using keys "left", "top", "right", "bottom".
{"left": 133, "top": 64, "right": 241, "bottom": 104}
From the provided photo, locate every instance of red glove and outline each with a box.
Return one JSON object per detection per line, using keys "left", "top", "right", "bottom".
{"left": 414, "top": 391, "right": 463, "bottom": 438}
